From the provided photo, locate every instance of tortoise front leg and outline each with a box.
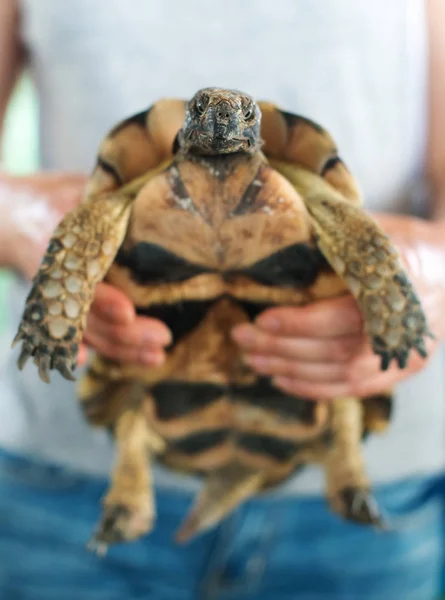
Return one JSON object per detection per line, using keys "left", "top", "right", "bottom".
{"left": 12, "top": 192, "right": 134, "bottom": 383}
{"left": 310, "top": 199, "right": 433, "bottom": 370}
{"left": 272, "top": 161, "right": 433, "bottom": 370}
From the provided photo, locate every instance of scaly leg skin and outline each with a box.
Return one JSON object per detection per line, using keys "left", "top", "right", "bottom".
{"left": 88, "top": 406, "right": 165, "bottom": 555}
{"left": 271, "top": 161, "right": 433, "bottom": 371}
{"left": 11, "top": 191, "right": 136, "bottom": 383}
{"left": 324, "top": 397, "right": 386, "bottom": 528}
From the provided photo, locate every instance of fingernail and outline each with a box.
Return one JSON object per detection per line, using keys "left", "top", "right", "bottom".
{"left": 103, "top": 304, "right": 117, "bottom": 319}
{"left": 102, "top": 303, "right": 133, "bottom": 324}
{"left": 140, "top": 351, "right": 164, "bottom": 366}
{"left": 143, "top": 330, "right": 171, "bottom": 346}
{"left": 231, "top": 326, "right": 255, "bottom": 345}
{"left": 272, "top": 376, "right": 292, "bottom": 388}
{"left": 257, "top": 315, "right": 280, "bottom": 332}
{"left": 244, "top": 355, "right": 269, "bottom": 368}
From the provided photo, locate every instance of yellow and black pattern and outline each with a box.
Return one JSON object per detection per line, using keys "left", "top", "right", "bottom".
{"left": 12, "top": 87, "right": 431, "bottom": 551}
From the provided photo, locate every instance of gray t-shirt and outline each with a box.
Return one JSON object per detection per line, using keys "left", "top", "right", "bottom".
{"left": 1, "top": 0, "right": 443, "bottom": 495}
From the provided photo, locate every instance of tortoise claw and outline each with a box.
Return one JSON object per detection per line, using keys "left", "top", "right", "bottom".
{"left": 11, "top": 331, "right": 23, "bottom": 349}
{"left": 17, "top": 343, "right": 33, "bottom": 370}
{"left": 379, "top": 353, "right": 390, "bottom": 372}
{"left": 371, "top": 282, "right": 433, "bottom": 371}
{"left": 415, "top": 338, "right": 428, "bottom": 359}
{"left": 395, "top": 349, "right": 409, "bottom": 370}
{"left": 86, "top": 538, "right": 109, "bottom": 557}
{"left": 38, "top": 354, "right": 52, "bottom": 384}
{"left": 340, "top": 486, "right": 388, "bottom": 529}
{"left": 54, "top": 357, "right": 76, "bottom": 382}
{"left": 376, "top": 338, "right": 428, "bottom": 372}
{"left": 13, "top": 324, "right": 78, "bottom": 383}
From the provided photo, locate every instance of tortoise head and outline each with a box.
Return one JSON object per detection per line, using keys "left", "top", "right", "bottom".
{"left": 177, "top": 87, "right": 262, "bottom": 156}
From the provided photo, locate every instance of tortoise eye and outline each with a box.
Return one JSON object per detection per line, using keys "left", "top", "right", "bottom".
{"left": 244, "top": 106, "right": 255, "bottom": 120}
{"left": 195, "top": 98, "right": 207, "bottom": 115}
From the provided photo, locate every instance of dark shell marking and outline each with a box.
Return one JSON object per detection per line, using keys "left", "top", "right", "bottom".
{"left": 13, "top": 88, "right": 431, "bottom": 549}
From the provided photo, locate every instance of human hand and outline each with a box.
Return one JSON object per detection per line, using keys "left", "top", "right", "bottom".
{"left": 79, "top": 282, "right": 171, "bottom": 368}
{"left": 231, "top": 214, "right": 445, "bottom": 400}
{"left": 0, "top": 172, "right": 87, "bottom": 279}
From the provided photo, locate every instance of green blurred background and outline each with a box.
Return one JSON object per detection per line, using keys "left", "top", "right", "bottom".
{"left": 0, "top": 75, "right": 39, "bottom": 334}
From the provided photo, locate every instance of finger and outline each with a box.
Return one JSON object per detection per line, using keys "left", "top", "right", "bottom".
{"left": 133, "top": 315, "right": 172, "bottom": 346}
{"left": 271, "top": 376, "right": 351, "bottom": 401}
{"left": 83, "top": 328, "right": 165, "bottom": 367}
{"left": 244, "top": 354, "right": 347, "bottom": 383}
{"left": 90, "top": 282, "right": 137, "bottom": 325}
{"left": 77, "top": 343, "right": 89, "bottom": 367}
{"left": 44, "top": 172, "right": 88, "bottom": 190}
{"left": 344, "top": 367, "right": 409, "bottom": 398}
{"left": 48, "top": 174, "right": 88, "bottom": 208}
{"left": 57, "top": 180, "right": 87, "bottom": 208}
{"left": 347, "top": 345, "right": 430, "bottom": 396}
{"left": 85, "top": 311, "right": 171, "bottom": 349}
{"left": 231, "top": 324, "right": 362, "bottom": 363}
{"left": 255, "top": 295, "right": 363, "bottom": 338}
{"left": 272, "top": 335, "right": 435, "bottom": 400}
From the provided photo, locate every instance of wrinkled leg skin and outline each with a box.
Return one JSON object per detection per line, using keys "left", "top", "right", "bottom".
{"left": 12, "top": 192, "right": 135, "bottom": 382}
{"left": 324, "top": 397, "right": 385, "bottom": 528}
{"left": 362, "top": 391, "right": 393, "bottom": 434}
{"left": 79, "top": 375, "right": 166, "bottom": 554}
{"left": 77, "top": 357, "right": 138, "bottom": 427}
{"left": 88, "top": 403, "right": 165, "bottom": 555}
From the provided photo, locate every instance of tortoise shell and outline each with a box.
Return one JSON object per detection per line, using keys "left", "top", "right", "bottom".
{"left": 12, "top": 88, "right": 431, "bottom": 551}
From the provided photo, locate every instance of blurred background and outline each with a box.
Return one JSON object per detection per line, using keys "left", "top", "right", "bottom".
{"left": 0, "top": 74, "right": 38, "bottom": 337}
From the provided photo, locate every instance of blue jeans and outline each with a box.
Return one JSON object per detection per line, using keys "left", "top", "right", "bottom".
{"left": 0, "top": 448, "right": 443, "bottom": 600}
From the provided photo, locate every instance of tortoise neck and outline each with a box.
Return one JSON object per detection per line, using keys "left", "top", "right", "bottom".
{"left": 183, "top": 150, "right": 265, "bottom": 181}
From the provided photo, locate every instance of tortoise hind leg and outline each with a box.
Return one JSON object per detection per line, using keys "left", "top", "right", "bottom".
{"left": 362, "top": 391, "right": 393, "bottom": 434}
{"left": 77, "top": 356, "right": 141, "bottom": 426}
{"left": 324, "top": 397, "right": 386, "bottom": 528}
{"left": 88, "top": 401, "right": 165, "bottom": 554}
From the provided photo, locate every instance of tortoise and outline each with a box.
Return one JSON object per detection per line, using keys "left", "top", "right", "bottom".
{"left": 12, "top": 87, "right": 432, "bottom": 552}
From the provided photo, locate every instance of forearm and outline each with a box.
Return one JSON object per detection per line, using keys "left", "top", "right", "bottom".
{"left": 0, "top": 0, "right": 26, "bottom": 266}
{"left": 0, "top": 182, "right": 13, "bottom": 268}
{"left": 0, "top": 172, "right": 87, "bottom": 278}
{"left": 0, "top": 173, "right": 57, "bottom": 270}
{"left": 0, "top": 0, "right": 24, "bottom": 143}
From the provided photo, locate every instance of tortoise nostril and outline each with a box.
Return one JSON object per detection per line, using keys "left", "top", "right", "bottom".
{"left": 217, "top": 111, "right": 230, "bottom": 120}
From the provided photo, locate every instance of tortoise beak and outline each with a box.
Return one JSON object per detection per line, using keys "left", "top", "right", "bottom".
{"left": 213, "top": 122, "right": 229, "bottom": 140}
{"left": 206, "top": 103, "right": 239, "bottom": 140}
